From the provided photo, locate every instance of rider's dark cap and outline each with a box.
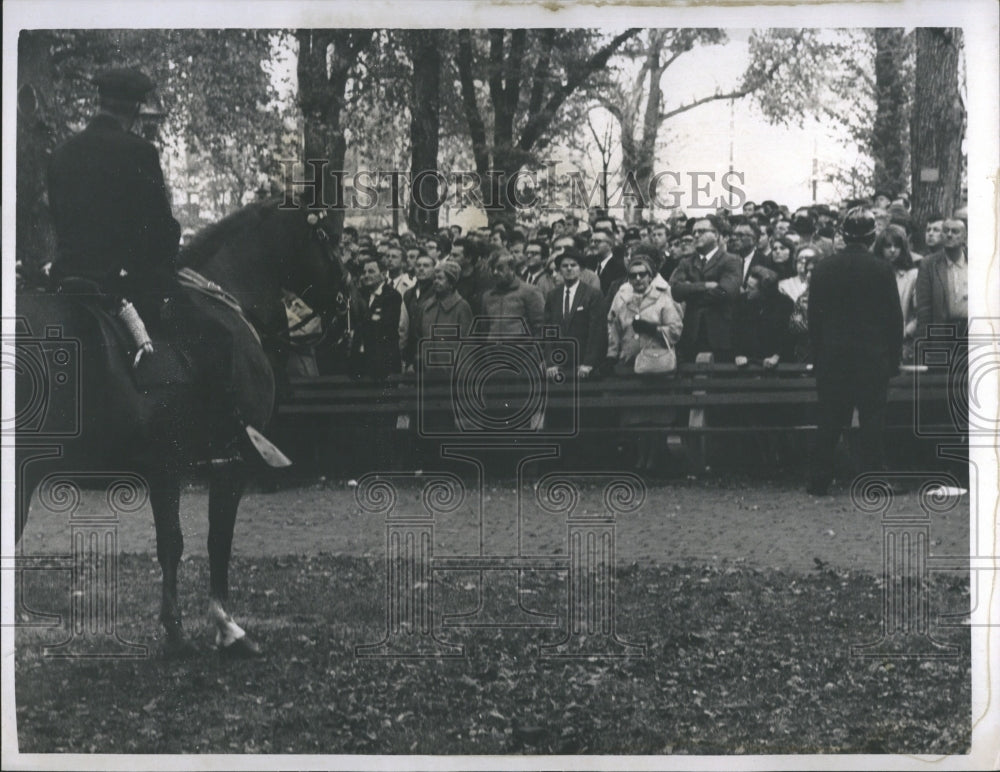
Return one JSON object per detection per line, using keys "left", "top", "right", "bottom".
{"left": 93, "top": 68, "right": 156, "bottom": 102}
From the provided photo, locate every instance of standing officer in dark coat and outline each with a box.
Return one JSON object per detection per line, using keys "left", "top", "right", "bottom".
{"left": 47, "top": 68, "right": 180, "bottom": 320}
{"left": 47, "top": 68, "right": 284, "bottom": 463}
{"left": 806, "top": 208, "right": 903, "bottom": 495}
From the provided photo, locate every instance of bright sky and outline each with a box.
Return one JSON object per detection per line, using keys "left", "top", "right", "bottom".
{"left": 270, "top": 29, "right": 865, "bottom": 227}
{"left": 656, "top": 36, "right": 863, "bottom": 209}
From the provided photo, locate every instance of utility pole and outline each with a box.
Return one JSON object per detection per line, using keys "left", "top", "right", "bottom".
{"left": 728, "top": 98, "right": 735, "bottom": 209}
{"left": 811, "top": 135, "right": 818, "bottom": 203}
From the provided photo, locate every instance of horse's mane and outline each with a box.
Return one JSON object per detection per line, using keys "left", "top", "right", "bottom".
{"left": 179, "top": 200, "right": 282, "bottom": 268}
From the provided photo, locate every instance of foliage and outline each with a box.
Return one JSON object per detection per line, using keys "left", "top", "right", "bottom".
{"left": 16, "top": 28, "right": 287, "bottom": 267}
{"left": 15, "top": 554, "right": 970, "bottom": 754}
{"left": 450, "top": 28, "right": 640, "bottom": 224}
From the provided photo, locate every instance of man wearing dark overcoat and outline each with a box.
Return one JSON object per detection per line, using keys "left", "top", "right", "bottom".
{"left": 47, "top": 68, "right": 278, "bottom": 459}
{"left": 806, "top": 208, "right": 903, "bottom": 495}
{"left": 669, "top": 215, "right": 742, "bottom": 362}
{"left": 47, "top": 68, "right": 180, "bottom": 319}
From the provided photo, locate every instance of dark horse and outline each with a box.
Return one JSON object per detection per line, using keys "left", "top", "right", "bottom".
{"left": 14, "top": 199, "right": 348, "bottom": 657}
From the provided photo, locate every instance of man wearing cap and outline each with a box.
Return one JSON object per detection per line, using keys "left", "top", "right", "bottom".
{"left": 806, "top": 208, "right": 903, "bottom": 496}
{"left": 48, "top": 68, "right": 180, "bottom": 317}
{"left": 47, "top": 68, "right": 282, "bottom": 463}
{"left": 543, "top": 247, "right": 606, "bottom": 380}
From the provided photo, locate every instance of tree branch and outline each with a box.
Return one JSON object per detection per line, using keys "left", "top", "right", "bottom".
{"left": 487, "top": 28, "right": 505, "bottom": 137}
{"left": 457, "top": 29, "right": 490, "bottom": 177}
{"left": 505, "top": 29, "right": 526, "bottom": 124}
{"left": 658, "top": 39, "right": 792, "bottom": 123}
{"left": 527, "top": 29, "right": 555, "bottom": 117}
{"left": 518, "top": 27, "right": 640, "bottom": 153}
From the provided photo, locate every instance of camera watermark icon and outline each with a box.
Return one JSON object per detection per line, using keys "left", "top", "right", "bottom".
{"left": 4, "top": 472, "right": 149, "bottom": 660}
{"left": 2, "top": 318, "right": 82, "bottom": 438}
{"left": 354, "top": 471, "right": 645, "bottom": 660}
{"left": 417, "top": 318, "right": 578, "bottom": 438}
{"left": 913, "top": 317, "right": 999, "bottom": 438}
{"left": 848, "top": 471, "right": 986, "bottom": 660}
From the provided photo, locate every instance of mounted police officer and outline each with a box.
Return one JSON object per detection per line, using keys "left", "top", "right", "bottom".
{"left": 806, "top": 207, "right": 903, "bottom": 495}
{"left": 47, "top": 67, "right": 287, "bottom": 465}
{"left": 48, "top": 68, "right": 179, "bottom": 327}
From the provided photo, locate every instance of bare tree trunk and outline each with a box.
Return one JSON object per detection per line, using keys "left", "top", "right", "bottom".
{"left": 407, "top": 31, "right": 442, "bottom": 235}
{"left": 296, "top": 30, "right": 372, "bottom": 242}
{"left": 910, "top": 28, "right": 964, "bottom": 228}
{"left": 871, "top": 28, "right": 909, "bottom": 198}
{"left": 17, "top": 31, "right": 60, "bottom": 276}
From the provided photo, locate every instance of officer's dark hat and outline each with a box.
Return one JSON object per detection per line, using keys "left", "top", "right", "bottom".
{"left": 841, "top": 207, "right": 878, "bottom": 243}
{"left": 92, "top": 68, "right": 155, "bottom": 102}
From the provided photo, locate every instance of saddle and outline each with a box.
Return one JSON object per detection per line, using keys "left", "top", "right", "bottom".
{"left": 57, "top": 277, "right": 195, "bottom": 390}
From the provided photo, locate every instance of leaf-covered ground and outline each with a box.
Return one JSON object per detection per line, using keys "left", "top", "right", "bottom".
{"left": 14, "top": 554, "right": 970, "bottom": 755}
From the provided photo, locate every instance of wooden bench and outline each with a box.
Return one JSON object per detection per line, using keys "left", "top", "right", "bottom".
{"left": 274, "top": 361, "right": 957, "bottom": 473}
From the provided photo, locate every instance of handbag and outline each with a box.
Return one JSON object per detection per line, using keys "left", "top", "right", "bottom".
{"left": 634, "top": 344, "right": 676, "bottom": 374}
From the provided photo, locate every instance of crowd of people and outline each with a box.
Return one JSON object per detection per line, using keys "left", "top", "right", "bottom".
{"left": 297, "top": 195, "right": 969, "bottom": 383}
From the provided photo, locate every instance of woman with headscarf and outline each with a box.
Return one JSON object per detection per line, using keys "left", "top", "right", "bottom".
{"left": 606, "top": 254, "right": 684, "bottom": 471}
{"left": 873, "top": 224, "right": 918, "bottom": 363}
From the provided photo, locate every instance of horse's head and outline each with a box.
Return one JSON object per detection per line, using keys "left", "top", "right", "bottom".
{"left": 273, "top": 203, "right": 351, "bottom": 326}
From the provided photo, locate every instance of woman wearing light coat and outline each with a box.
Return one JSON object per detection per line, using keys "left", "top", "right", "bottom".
{"left": 606, "top": 254, "right": 684, "bottom": 471}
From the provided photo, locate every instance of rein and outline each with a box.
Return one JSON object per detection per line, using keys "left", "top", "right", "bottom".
{"left": 176, "top": 266, "right": 262, "bottom": 347}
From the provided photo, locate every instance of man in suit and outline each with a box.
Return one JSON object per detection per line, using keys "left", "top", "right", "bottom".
{"left": 590, "top": 229, "right": 626, "bottom": 298}
{"left": 401, "top": 252, "right": 437, "bottom": 370}
{"left": 669, "top": 215, "right": 742, "bottom": 362}
{"left": 543, "top": 247, "right": 606, "bottom": 380}
{"left": 729, "top": 216, "right": 768, "bottom": 288}
{"left": 352, "top": 256, "right": 403, "bottom": 381}
{"left": 521, "top": 239, "right": 559, "bottom": 297}
{"left": 915, "top": 217, "right": 968, "bottom": 339}
{"left": 806, "top": 208, "right": 903, "bottom": 496}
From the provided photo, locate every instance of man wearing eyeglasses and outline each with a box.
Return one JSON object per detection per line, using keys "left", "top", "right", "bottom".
{"left": 729, "top": 216, "right": 767, "bottom": 288}
{"left": 915, "top": 217, "right": 968, "bottom": 340}
{"left": 668, "top": 215, "right": 742, "bottom": 363}
{"left": 590, "top": 229, "right": 626, "bottom": 298}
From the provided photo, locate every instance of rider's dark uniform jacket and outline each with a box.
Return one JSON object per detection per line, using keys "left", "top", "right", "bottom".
{"left": 47, "top": 113, "right": 181, "bottom": 312}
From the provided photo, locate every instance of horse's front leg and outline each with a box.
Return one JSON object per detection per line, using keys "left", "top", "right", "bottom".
{"left": 149, "top": 472, "right": 198, "bottom": 658}
{"left": 207, "top": 463, "right": 261, "bottom": 658}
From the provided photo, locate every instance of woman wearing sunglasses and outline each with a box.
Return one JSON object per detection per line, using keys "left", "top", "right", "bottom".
{"left": 606, "top": 254, "right": 684, "bottom": 471}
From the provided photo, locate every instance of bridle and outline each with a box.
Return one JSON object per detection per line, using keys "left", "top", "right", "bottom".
{"left": 287, "top": 209, "right": 352, "bottom": 351}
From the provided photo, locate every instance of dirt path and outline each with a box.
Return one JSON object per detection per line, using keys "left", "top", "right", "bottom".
{"left": 18, "top": 477, "right": 970, "bottom": 575}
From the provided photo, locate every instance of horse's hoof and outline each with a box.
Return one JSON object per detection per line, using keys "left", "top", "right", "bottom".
{"left": 218, "top": 636, "right": 263, "bottom": 660}
{"left": 161, "top": 636, "right": 201, "bottom": 660}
